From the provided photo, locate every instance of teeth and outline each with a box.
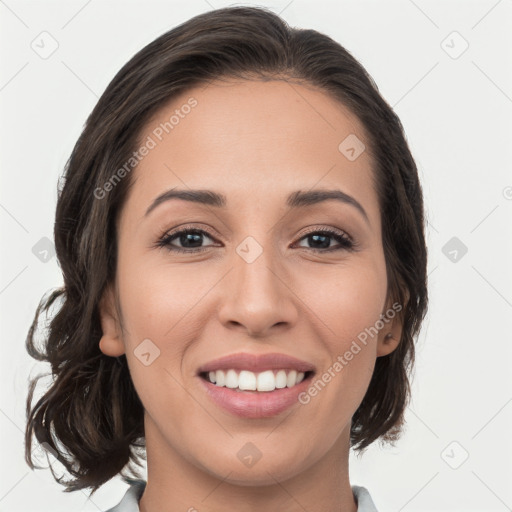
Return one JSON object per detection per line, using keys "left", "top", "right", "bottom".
{"left": 225, "top": 369, "right": 238, "bottom": 389}
{"left": 239, "top": 370, "right": 257, "bottom": 390}
{"left": 257, "top": 370, "right": 275, "bottom": 391}
{"left": 286, "top": 370, "right": 297, "bottom": 388}
{"left": 206, "top": 369, "right": 307, "bottom": 391}
{"left": 215, "top": 370, "right": 225, "bottom": 387}
{"left": 275, "top": 370, "right": 287, "bottom": 389}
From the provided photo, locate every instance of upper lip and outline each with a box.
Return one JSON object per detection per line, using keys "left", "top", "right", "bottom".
{"left": 197, "top": 352, "right": 316, "bottom": 374}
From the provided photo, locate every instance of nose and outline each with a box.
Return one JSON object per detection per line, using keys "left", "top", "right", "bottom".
{"left": 216, "top": 241, "right": 298, "bottom": 338}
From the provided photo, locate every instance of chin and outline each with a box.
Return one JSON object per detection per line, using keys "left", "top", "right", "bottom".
{"left": 193, "top": 444, "right": 318, "bottom": 487}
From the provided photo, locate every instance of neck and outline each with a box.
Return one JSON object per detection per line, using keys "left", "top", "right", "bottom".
{"left": 138, "top": 415, "right": 357, "bottom": 512}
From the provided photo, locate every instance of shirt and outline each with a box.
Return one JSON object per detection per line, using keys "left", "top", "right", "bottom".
{"left": 104, "top": 479, "right": 378, "bottom": 511}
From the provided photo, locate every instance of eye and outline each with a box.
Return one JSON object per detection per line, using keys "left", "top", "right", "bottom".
{"left": 155, "top": 226, "right": 357, "bottom": 254}
{"left": 293, "top": 228, "right": 356, "bottom": 252}
{"left": 156, "top": 227, "right": 218, "bottom": 253}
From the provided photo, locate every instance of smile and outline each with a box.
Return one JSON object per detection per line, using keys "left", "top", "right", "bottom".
{"left": 201, "top": 369, "right": 307, "bottom": 391}
{"left": 197, "top": 352, "right": 316, "bottom": 418}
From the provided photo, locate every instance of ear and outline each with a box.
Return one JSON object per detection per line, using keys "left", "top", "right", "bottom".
{"left": 376, "top": 288, "right": 409, "bottom": 357}
{"left": 98, "top": 284, "right": 126, "bottom": 357}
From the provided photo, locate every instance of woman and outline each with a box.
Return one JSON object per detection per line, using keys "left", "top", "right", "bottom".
{"left": 25, "top": 6, "right": 428, "bottom": 512}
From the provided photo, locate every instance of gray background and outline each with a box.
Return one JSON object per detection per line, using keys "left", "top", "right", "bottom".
{"left": 1, "top": 0, "right": 511, "bottom": 510}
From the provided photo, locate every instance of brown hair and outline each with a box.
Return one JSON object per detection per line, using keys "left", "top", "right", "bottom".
{"left": 25, "top": 5, "right": 428, "bottom": 495}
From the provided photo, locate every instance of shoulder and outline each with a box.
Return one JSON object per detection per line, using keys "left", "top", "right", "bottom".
{"left": 103, "top": 480, "right": 146, "bottom": 512}
{"left": 352, "top": 485, "right": 379, "bottom": 512}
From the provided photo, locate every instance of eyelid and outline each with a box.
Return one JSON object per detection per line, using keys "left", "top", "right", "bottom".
{"left": 158, "top": 223, "right": 221, "bottom": 242}
{"left": 154, "top": 224, "right": 220, "bottom": 253}
{"left": 297, "top": 225, "right": 353, "bottom": 242}
{"left": 159, "top": 223, "right": 352, "bottom": 241}
{"left": 292, "top": 226, "right": 357, "bottom": 252}
{"left": 155, "top": 223, "right": 358, "bottom": 253}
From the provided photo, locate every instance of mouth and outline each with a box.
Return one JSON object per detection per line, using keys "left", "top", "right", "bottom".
{"left": 196, "top": 352, "right": 316, "bottom": 418}
{"left": 199, "top": 368, "right": 314, "bottom": 392}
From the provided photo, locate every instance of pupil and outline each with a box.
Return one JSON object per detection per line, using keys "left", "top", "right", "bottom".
{"left": 181, "top": 232, "right": 202, "bottom": 248}
{"left": 310, "top": 234, "right": 329, "bottom": 249}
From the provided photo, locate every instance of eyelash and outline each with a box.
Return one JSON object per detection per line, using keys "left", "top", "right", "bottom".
{"left": 155, "top": 225, "right": 357, "bottom": 254}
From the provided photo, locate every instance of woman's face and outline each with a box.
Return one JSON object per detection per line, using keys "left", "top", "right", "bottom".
{"left": 99, "top": 79, "right": 402, "bottom": 485}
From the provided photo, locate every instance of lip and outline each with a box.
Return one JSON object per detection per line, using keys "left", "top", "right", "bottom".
{"left": 199, "top": 373, "right": 314, "bottom": 418}
{"left": 197, "top": 352, "right": 316, "bottom": 374}
{"left": 197, "top": 352, "right": 316, "bottom": 418}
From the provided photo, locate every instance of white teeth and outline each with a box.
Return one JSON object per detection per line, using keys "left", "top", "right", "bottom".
{"left": 238, "top": 370, "right": 257, "bottom": 390}
{"left": 206, "top": 369, "right": 308, "bottom": 391}
{"left": 256, "top": 370, "right": 275, "bottom": 392}
{"left": 225, "top": 369, "right": 238, "bottom": 389}
{"left": 286, "top": 370, "right": 297, "bottom": 388}
{"left": 275, "top": 370, "right": 287, "bottom": 389}
{"left": 215, "top": 370, "right": 225, "bottom": 387}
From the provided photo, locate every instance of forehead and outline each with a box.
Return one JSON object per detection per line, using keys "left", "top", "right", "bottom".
{"left": 123, "top": 79, "right": 380, "bottom": 229}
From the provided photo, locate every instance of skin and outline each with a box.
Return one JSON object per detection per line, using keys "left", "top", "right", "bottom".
{"left": 99, "top": 79, "right": 404, "bottom": 512}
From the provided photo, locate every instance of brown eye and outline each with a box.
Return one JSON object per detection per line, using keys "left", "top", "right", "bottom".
{"left": 295, "top": 229, "right": 355, "bottom": 252}
{"left": 157, "top": 228, "right": 217, "bottom": 253}
{"left": 155, "top": 226, "right": 357, "bottom": 254}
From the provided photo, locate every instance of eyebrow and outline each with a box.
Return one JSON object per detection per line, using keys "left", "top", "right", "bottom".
{"left": 145, "top": 188, "right": 370, "bottom": 224}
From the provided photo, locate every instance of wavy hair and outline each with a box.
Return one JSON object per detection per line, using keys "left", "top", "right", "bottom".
{"left": 25, "top": 5, "right": 428, "bottom": 495}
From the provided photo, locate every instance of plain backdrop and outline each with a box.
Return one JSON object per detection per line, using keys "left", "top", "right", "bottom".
{"left": 1, "top": 1, "right": 511, "bottom": 511}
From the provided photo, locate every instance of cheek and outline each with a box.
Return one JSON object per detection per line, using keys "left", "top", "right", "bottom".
{"left": 295, "top": 256, "right": 388, "bottom": 349}
{"left": 116, "top": 253, "right": 209, "bottom": 344}
{"left": 289, "top": 257, "right": 386, "bottom": 415}
{"left": 115, "top": 257, "right": 199, "bottom": 422}
{"left": 113, "top": 252, "right": 203, "bottom": 400}
{"left": 297, "top": 258, "right": 386, "bottom": 394}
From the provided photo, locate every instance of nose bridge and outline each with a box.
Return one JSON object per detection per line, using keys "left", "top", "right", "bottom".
{"left": 217, "top": 232, "right": 297, "bottom": 336}
{"left": 235, "top": 234, "right": 280, "bottom": 298}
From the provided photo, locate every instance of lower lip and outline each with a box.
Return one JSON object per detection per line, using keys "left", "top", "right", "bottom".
{"left": 198, "top": 374, "right": 313, "bottom": 418}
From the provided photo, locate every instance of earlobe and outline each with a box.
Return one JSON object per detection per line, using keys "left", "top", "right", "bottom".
{"left": 377, "top": 332, "right": 401, "bottom": 357}
{"left": 98, "top": 286, "right": 126, "bottom": 357}
{"left": 376, "top": 291, "right": 408, "bottom": 357}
